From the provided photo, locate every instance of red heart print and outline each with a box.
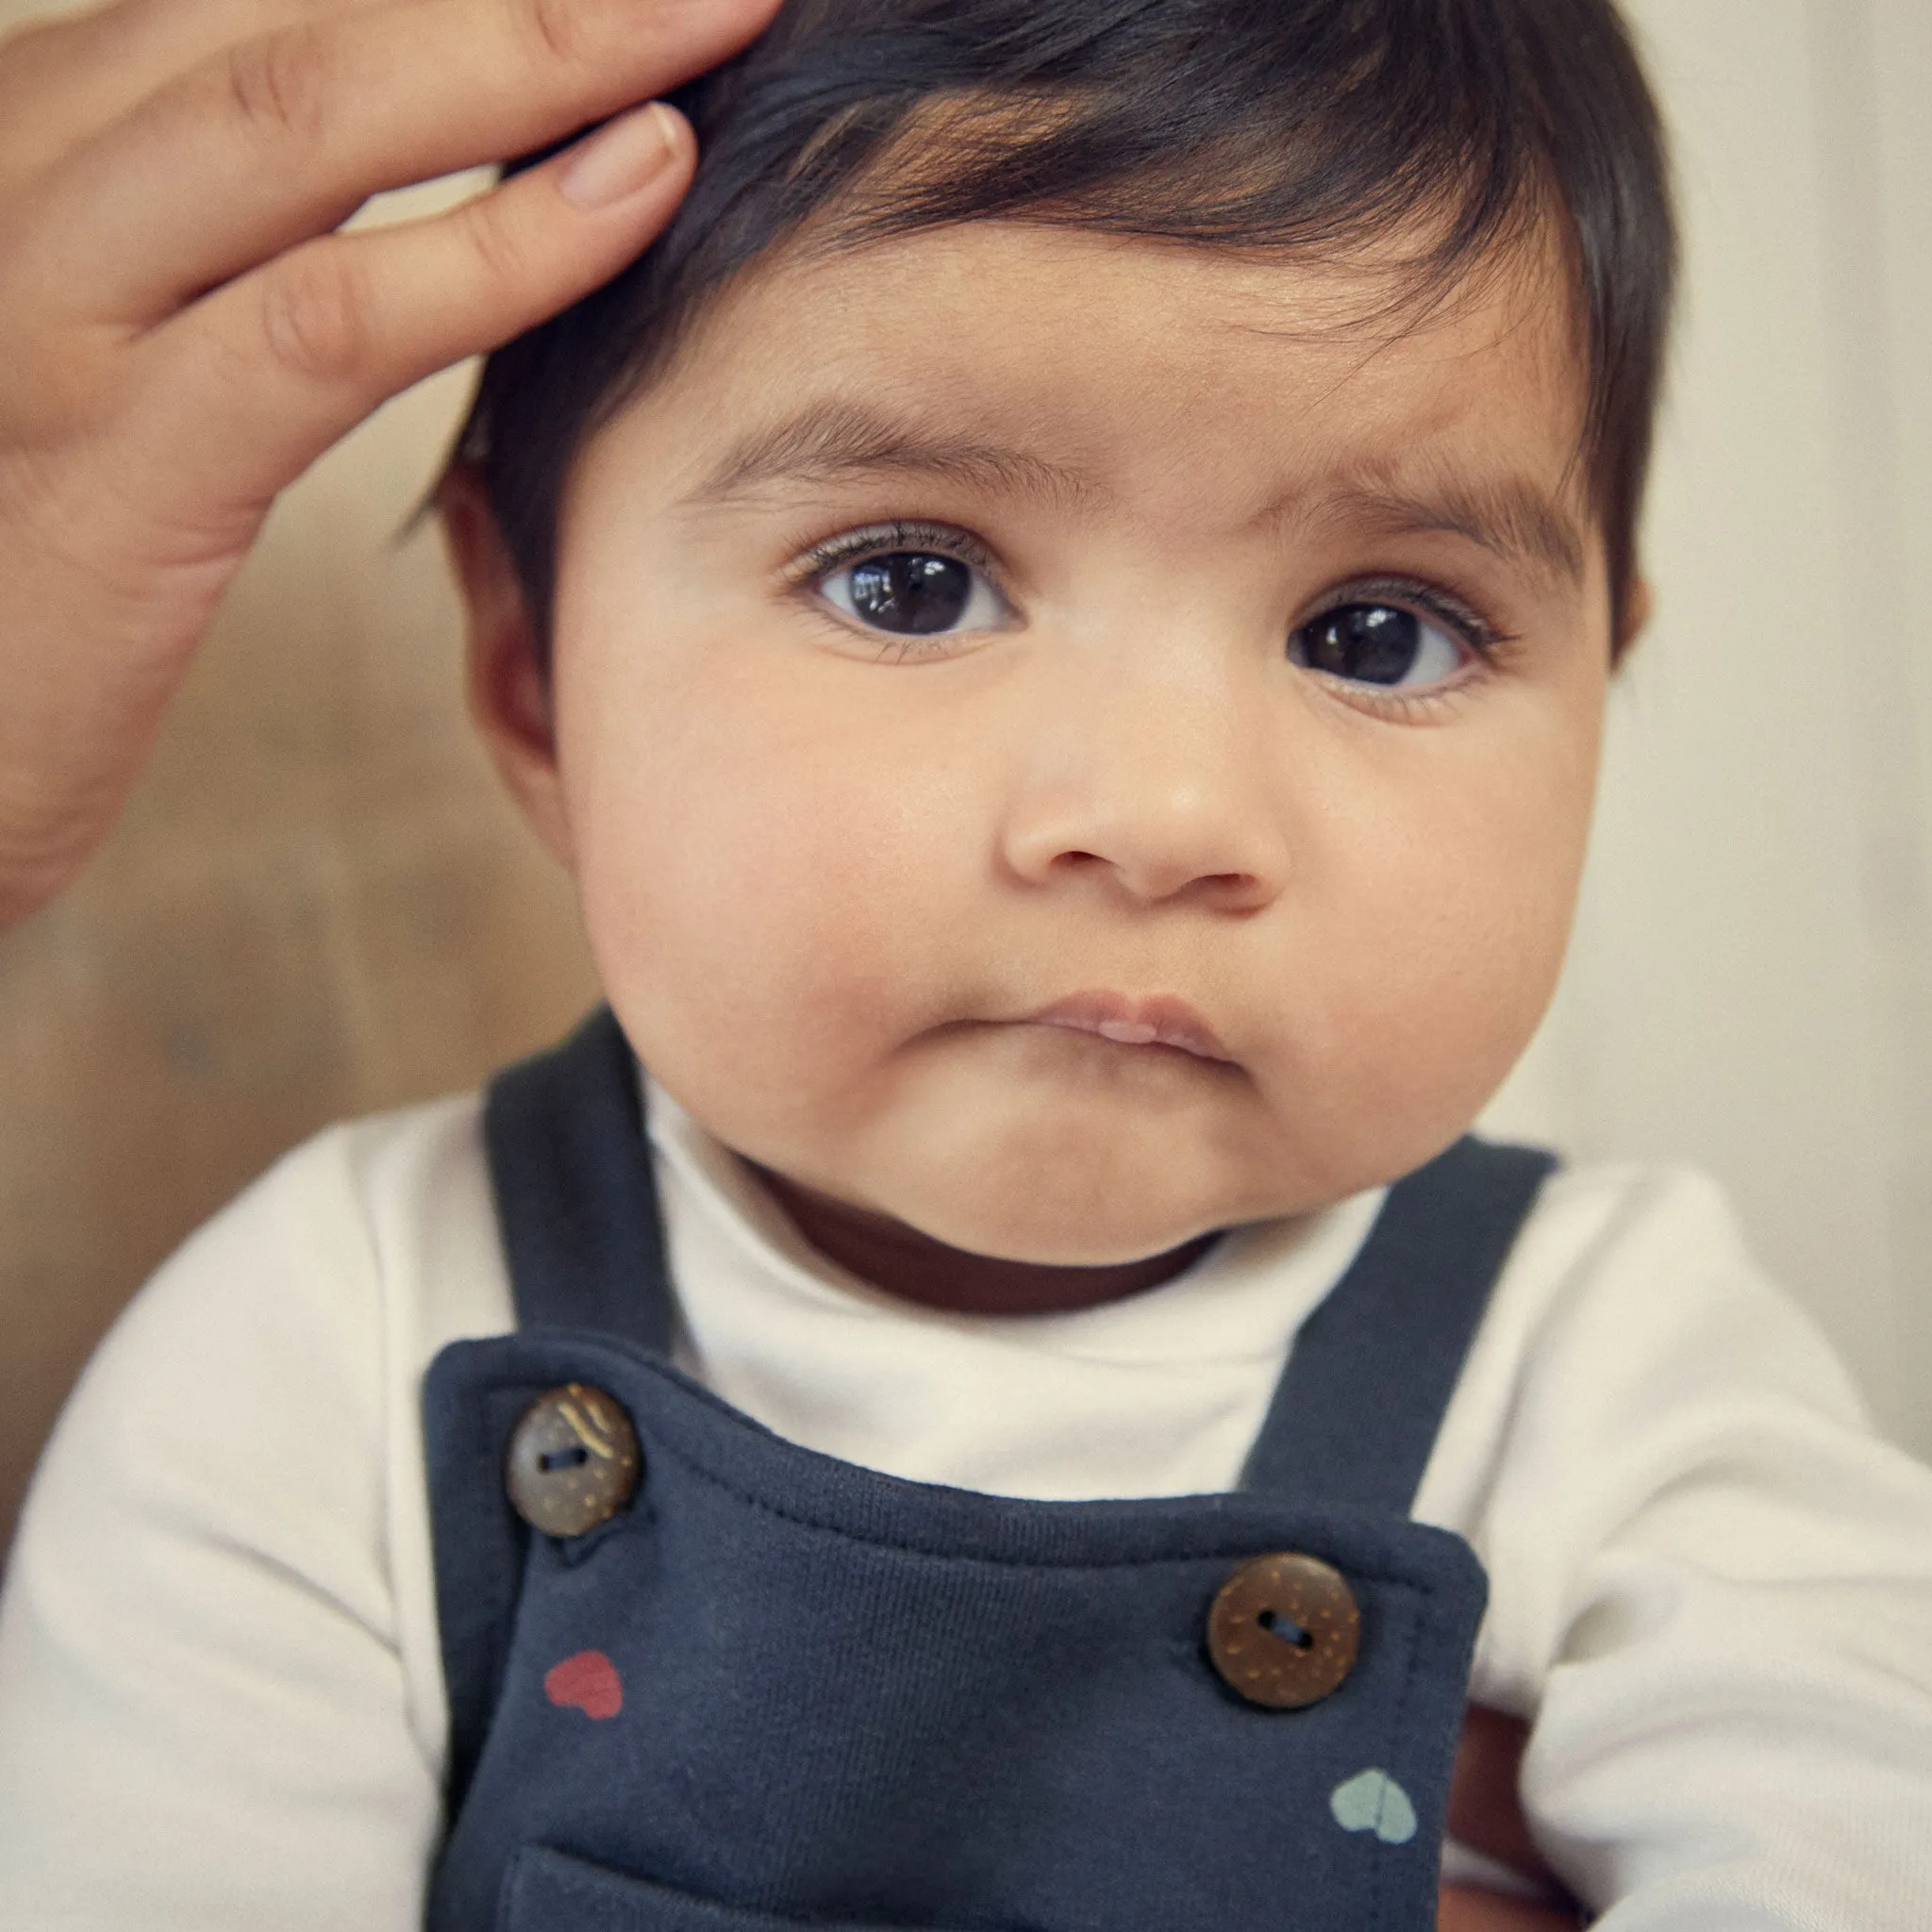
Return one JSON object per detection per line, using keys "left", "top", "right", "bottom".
{"left": 544, "top": 1649, "right": 624, "bottom": 1720}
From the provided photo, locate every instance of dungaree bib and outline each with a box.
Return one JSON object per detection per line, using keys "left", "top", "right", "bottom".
{"left": 423, "top": 1010, "right": 1554, "bottom": 1932}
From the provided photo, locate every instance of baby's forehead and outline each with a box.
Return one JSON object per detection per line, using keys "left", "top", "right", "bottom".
{"left": 631, "top": 217, "right": 1597, "bottom": 558}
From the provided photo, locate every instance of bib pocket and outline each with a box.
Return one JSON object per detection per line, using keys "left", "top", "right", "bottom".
{"left": 502, "top": 1847, "right": 929, "bottom": 1932}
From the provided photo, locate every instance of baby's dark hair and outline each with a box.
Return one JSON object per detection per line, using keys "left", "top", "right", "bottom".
{"left": 457, "top": 0, "right": 1674, "bottom": 653}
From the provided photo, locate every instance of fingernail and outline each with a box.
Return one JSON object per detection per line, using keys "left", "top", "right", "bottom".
{"left": 558, "top": 103, "right": 681, "bottom": 209}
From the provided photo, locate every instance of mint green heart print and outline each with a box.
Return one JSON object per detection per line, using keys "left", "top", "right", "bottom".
{"left": 1329, "top": 1768, "right": 1419, "bottom": 1845}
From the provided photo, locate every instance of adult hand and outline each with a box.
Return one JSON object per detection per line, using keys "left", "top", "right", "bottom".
{"left": 1440, "top": 1706, "right": 1588, "bottom": 1930}
{"left": 0, "top": 0, "right": 778, "bottom": 930}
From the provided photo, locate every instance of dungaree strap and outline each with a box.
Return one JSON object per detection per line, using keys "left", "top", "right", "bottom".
{"left": 1240, "top": 1138, "right": 1557, "bottom": 1514}
{"left": 483, "top": 1007, "right": 677, "bottom": 1353}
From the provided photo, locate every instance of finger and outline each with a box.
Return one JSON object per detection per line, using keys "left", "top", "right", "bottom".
{"left": 122, "top": 100, "right": 693, "bottom": 522}
{"left": 0, "top": 0, "right": 333, "bottom": 184}
{"left": 10, "top": 0, "right": 778, "bottom": 325}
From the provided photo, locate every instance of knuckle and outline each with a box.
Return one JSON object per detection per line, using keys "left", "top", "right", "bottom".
{"left": 457, "top": 195, "right": 534, "bottom": 297}
{"left": 221, "top": 20, "right": 330, "bottom": 149}
{"left": 258, "top": 245, "right": 370, "bottom": 387}
{"left": 511, "top": 0, "right": 603, "bottom": 71}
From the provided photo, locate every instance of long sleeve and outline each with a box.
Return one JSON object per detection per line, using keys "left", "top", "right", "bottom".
{"left": 1424, "top": 1165, "right": 1932, "bottom": 1927}
{"left": 0, "top": 1103, "right": 499, "bottom": 1932}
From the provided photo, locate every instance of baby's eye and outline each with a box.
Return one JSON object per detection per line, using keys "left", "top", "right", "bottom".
{"left": 1288, "top": 601, "right": 1467, "bottom": 691}
{"left": 818, "top": 547, "right": 1008, "bottom": 639}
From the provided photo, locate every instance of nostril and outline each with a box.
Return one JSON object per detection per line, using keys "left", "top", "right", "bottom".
{"left": 540, "top": 1445, "right": 591, "bottom": 1474}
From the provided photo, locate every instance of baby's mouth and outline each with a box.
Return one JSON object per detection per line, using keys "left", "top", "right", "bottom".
{"left": 1023, "top": 991, "right": 1233, "bottom": 1063}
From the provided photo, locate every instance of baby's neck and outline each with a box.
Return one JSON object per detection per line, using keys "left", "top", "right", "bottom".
{"left": 749, "top": 1165, "right": 1218, "bottom": 1317}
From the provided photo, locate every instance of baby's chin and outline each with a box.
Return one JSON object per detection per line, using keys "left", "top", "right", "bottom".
{"left": 828, "top": 1111, "right": 1305, "bottom": 1267}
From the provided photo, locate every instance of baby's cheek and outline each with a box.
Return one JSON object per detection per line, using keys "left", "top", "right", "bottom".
{"left": 1282, "top": 789, "right": 1579, "bottom": 1164}
{"left": 1384, "top": 852, "right": 1576, "bottom": 1115}
{"left": 571, "top": 738, "right": 935, "bottom": 1102}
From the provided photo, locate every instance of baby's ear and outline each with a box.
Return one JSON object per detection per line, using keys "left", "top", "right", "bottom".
{"left": 437, "top": 461, "right": 575, "bottom": 870}
{"left": 1612, "top": 574, "right": 1656, "bottom": 666}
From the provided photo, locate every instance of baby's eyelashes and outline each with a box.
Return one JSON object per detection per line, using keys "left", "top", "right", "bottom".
{"left": 1288, "top": 600, "right": 1466, "bottom": 691}
{"left": 1286, "top": 576, "right": 1509, "bottom": 699}
{"left": 820, "top": 547, "right": 1009, "bottom": 639}
{"left": 801, "top": 520, "right": 1014, "bottom": 645}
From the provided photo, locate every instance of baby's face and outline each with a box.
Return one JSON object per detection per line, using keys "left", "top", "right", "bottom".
{"left": 491, "top": 220, "right": 1610, "bottom": 1266}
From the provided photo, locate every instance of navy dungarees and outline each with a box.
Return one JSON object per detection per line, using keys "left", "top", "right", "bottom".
{"left": 423, "top": 1010, "right": 1554, "bottom": 1932}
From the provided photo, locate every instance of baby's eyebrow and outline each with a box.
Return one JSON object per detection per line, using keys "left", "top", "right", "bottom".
{"left": 683, "top": 397, "right": 1591, "bottom": 590}
{"left": 679, "top": 397, "right": 1104, "bottom": 510}
{"left": 1308, "top": 475, "right": 1591, "bottom": 589}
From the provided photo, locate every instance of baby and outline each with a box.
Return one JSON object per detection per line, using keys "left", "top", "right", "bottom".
{"left": 3, "top": 0, "right": 1931, "bottom": 1928}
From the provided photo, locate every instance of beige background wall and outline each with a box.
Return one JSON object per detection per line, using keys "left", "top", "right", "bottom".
{"left": 1484, "top": 0, "right": 1932, "bottom": 1459}
{"left": 2, "top": 0, "right": 1928, "bottom": 1553}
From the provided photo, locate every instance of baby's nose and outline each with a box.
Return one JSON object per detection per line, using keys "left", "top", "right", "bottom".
{"left": 998, "top": 677, "right": 1291, "bottom": 910}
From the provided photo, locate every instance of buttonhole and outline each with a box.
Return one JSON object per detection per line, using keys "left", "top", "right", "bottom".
{"left": 1258, "top": 1608, "right": 1312, "bottom": 1650}
{"left": 540, "top": 1445, "right": 591, "bottom": 1474}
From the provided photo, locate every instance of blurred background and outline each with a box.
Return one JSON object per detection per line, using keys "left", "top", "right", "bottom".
{"left": 0, "top": 0, "right": 1927, "bottom": 1553}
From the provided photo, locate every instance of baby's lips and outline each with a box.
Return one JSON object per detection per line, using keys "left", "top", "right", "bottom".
{"left": 1024, "top": 991, "right": 1232, "bottom": 1062}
